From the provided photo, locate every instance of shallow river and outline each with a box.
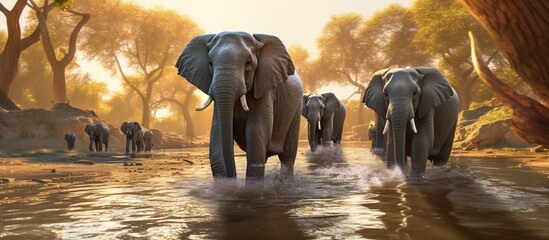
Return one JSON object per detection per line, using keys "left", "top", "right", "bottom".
{"left": 1, "top": 144, "right": 548, "bottom": 240}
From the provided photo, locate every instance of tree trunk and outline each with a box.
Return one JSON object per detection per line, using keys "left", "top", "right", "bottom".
{"left": 142, "top": 96, "right": 151, "bottom": 129}
{"left": 0, "top": 0, "right": 41, "bottom": 108}
{"left": 52, "top": 65, "right": 67, "bottom": 103}
{"left": 181, "top": 90, "right": 196, "bottom": 138}
{"left": 458, "top": 0, "right": 549, "bottom": 107}
{"left": 460, "top": 0, "right": 549, "bottom": 148}
{"left": 0, "top": 88, "right": 20, "bottom": 110}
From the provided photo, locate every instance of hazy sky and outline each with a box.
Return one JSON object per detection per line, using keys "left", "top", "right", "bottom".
{"left": 1, "top": 0, "right": 413, "bottom": 99}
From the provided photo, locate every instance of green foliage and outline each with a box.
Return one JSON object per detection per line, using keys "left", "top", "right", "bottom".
{"left": 53, "top": 0, "right": 75, "bottom": 10}
{"left": 479, "top": 106, "right": 511, "bottom": 123}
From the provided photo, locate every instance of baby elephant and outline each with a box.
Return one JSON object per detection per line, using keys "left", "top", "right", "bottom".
{"left": 302, "top": 92, "right": 346, "bottom": 152}
{"left": 143, "top": 130, "right": 154, "bottom": 152}
{"left": 64, "top": 133, "right": 76, "bottom": 150}
{"left": 84, "top": 124, "right": 110, "bottom": 152}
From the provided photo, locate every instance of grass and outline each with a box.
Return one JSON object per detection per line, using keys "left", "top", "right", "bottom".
{"left": 478, "top": 106, "right": 511, "bottom": 123}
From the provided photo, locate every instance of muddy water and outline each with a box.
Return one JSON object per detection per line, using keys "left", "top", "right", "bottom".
{"left": 1, "top": 145, "right": 548, "bottom": 240}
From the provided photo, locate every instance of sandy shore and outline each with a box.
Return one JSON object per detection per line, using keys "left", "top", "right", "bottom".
{"left": 1, "top": 145, "right": 548, "bottom": 187}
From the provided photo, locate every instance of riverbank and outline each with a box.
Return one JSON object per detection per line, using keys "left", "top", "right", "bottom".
{"left": 1, "top": 145, "right": 548, "bottom": 188}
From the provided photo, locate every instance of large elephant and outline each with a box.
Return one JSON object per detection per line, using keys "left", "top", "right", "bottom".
{"left": 176, "top": 32, "right": 303, "bottom": 180}
{"left": 64, "top": 132, "right": 76, "bottom": 150}
{"left": 363, "top": 67, "right": 460, "bottom": 178}
{"left": 143, "top": 130, "right": 153, "bottom": 152}
{"left": 84, "top": 124, "right": 109, "bottom": 152}
{"left": 120, "top": 122, "right": 142, "bottom": 154}
{"left": 302, "top": 93, "right": 346, "bottom": 152}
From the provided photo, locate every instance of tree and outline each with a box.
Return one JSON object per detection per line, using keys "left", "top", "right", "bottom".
{"left": 80, "top": 0, "right": 202, "bottom": 128}
{"left": 154, "top": 73, "right": 200, "bottom": 138}
{"left": 288, "top": 44, "right": 319, "bottom": 93}
{"left": 459, "top": 0, "right": 549, "bottom": 148}
{"left": 0, "top": 0, "right": 42, "bottom": 109}
{"left": 412, "top": 0, "right": 501, "bottom": 110}
{"left": 27, "top": 0, "right": 90, "bottom": 104}
{"left": 317, "top": 6, "right": 430, "bottom": 124}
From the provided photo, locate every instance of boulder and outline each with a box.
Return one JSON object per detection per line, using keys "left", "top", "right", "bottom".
{"left": 455, "top": 104, "right": 535, "bottom": 149}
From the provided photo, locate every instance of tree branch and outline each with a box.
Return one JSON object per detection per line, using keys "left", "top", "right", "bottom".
{"left": 0, "top": 3, "right": 9, "bottom": 15}
{"left": 114, "top": 54, "right": 145, "bottom": 99}
{"left": 21, "top": 24, "right": 42, "bottom": 50}
{"left": 334, "top": 69, "right": 365, "bottom": 91}
{"left": 61, "top": 9, "right": 90, "bottom": 66}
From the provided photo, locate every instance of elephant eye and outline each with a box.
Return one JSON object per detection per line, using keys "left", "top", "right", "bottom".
{"left": 245, "top": 59, "right": 251, "bottom": 66}
{"left": 384, "top": 92, "right": 388, "bottom": 96}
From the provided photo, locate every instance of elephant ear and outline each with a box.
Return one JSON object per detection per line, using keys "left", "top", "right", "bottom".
{"left": 85, "top": 124, "right": 93, "bottom": 135}
{"left": 120, "top": 122, "right": 128, "bottom": 133}
{"left": 253, "top": 34, "right": 295, "bottom": 98}
{"left": 363, "top": 69, "right": 390, "bottom": 118}
{"left": 321, "top": 92, "right": 341, "bottom": 120}
{"left": 175, "top": 34, "right": 215, "bottom": 94}
{"left": 302, "top": 95, "right": 310, "bottom": 118}
{"left": 415, "top": 67, "right": 454, "bottom": 118}
{"left": 133, "top": 122, "right": 142, "bottom": 131}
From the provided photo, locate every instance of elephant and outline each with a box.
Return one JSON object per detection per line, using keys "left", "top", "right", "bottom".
{"left": 302, "top": 92, "right": 346, "bottom": 152}
{"left": 176, "top": 32, "right": 303, "bottom": 180}
{"left": 362, "top": 67, "right": 460, "bottom": 178}
{"left": 120, "top": 121, "right": 143, "bottom": 154}
{"left": 368, "top": 122, "right": 376, "bottom": 151}
{"left": 64, "top": 132, "right": 76, "bottom": 150}
{"left": 143, "top": 130, "right": 153, "bottom": 151}
{"left": 136, "top": 129, "right": 144, "bottom": 152}
{"left": 84, "top": 124, "right": 109, "bottom": 152}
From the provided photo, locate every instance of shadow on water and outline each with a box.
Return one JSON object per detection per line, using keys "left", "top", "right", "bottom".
{"left": 1, "top": 145, "right": 548, "bottom": 239}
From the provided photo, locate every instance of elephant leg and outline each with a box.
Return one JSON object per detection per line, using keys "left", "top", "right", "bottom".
{"left": 432, "top": 123, "right": 456, "bottom": 166}
{"left": 321, "top": 116, "right": 334, "bottom": 147}
{"left": 278, "top": 111, "right": 300, "bottom": 180}
{"left": 98, "top": 135, "right": 103, "bottom": 152}
{"left": 332, "top": 108, "right": 346, "bottom": 145}
{"left": 104, "top": 139, "right": 109, "bottom": 152}
{"left": 411, "top": 135, "right": 430, "bottom": 178}
{"left": 125, "top": 138, "right": 130, "bottom": 154}
{"left": 245, "top": 121, "right": 271, "bottom": 182}
{"left": 386, "top": 127, "right": 395, "bottom": 169}
{"left": 209, "top": 109, "right": 226, "bottom": 177}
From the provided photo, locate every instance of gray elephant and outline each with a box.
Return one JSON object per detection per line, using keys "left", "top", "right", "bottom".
{"left": 120, "top": 121, "right": 142, "bottom": 154}
{"left": 136, "top": 129, "right": 144, "bottom": 152}
{"left": 176, "top": 32, "right": 303, "bottom": 180}
{"left": 84, "top": 124, "right": 109, "bottom": 152}
{"left": 368, "top": 122, "right": 376, "bottom": 151}
{"left": 143, "top": 130, "right": 153, "bottom": 151}
{"left": 363, "top": 67, "right": 459, "bottom": 178}
{"left": 64, "top": 132, "right": 76, "bottom": 150}
{"left": 302, "top": 93, "right": 346, "bottom": 152}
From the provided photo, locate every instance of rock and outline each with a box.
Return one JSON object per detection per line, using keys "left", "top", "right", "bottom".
{"left": 31, "top": 178, "right": 52, "bottom": 184}
{"left": 0, "top": 178, "right": 15, "bottom": 183}
{"left": 75, "top": 160, "right": 95, "bottom": 165}
{"left": 533, "top": 145, "right": 546, "bottom": 152}
{"left": 455, "top": 104, "right": 535, "bottom": 149}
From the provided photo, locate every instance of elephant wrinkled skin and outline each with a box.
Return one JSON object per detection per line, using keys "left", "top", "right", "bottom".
{"left": 64, "top": 132, "right": 76, "bottom": 150}
{"left": 302, "top": 92, "right": 346, "bottom": 152}
{"left": 121, "top": 122, "right": 143, "bottom": 154}
{"left": 363, "top": 67, "right": 459, "bottom": 178}
{"left": 84, "top": 124, "right": 109, "bottom": 152}
{"left": 176, "top": 32, "right": 303, "bottom": 181}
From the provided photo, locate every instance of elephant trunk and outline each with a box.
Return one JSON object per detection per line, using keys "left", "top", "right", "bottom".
{"left": 307, "top": 115, "right": 320, "bottom": 152}
{"left": 214, "top": 84, "right": 238, "bottom": 178}
{"left": 389, "top": 104, "right": 411, "bottom": 175}
{"left": 88, "top": 135, "right": 94, "bottom": 152}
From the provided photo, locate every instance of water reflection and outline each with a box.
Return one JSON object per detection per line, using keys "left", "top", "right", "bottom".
{"left": 1, "top": 146, "right": 548, "bottom": 240}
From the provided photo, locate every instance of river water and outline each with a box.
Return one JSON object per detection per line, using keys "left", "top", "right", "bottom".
{"left": 1, "top": 144, "right": 548, "bottom": 240}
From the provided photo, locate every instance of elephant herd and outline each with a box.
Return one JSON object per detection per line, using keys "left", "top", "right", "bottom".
{"left": 64, "top": 121, "right": 154, "bottom": 154}
{"left": 176, "top": 31, "right": 460, "bottom": 180}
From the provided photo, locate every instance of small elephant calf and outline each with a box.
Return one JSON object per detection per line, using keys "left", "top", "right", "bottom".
{"left": 64, "top": 133, "right": 76, "bottom": 150}
{"left": 302, "top": 92, "right": 347, "bottom": 152}
{"left": 85, "top": 124, "right": 110, "bottom": 152}
{"left": 143, "top": 130, "right": 154, "bottom": 152}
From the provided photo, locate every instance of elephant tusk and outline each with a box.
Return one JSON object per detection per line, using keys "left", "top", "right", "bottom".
{"left": 318, "top": 121, "right": 322, "bottom": 130}
{"left": 304, "top": 122, "right": 308, "bottom": 129}
{"left": 240, "top": 95, "right": 249, "bottom": 111}
{"left": 195, "top": 96, "right": 213, "bottom": 111}
{"left": 410, "top": 118, "right": 418, "bottom": 134}
{"left": 382, "top": 119, "right": 390, "bottom": 135}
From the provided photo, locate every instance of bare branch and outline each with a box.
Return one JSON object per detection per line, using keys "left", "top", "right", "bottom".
{"left": 61, "top": 10, "right": 90, "bottom": 66}
{"left": 114, "top": 54, "right": 145, "bottom": 99}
